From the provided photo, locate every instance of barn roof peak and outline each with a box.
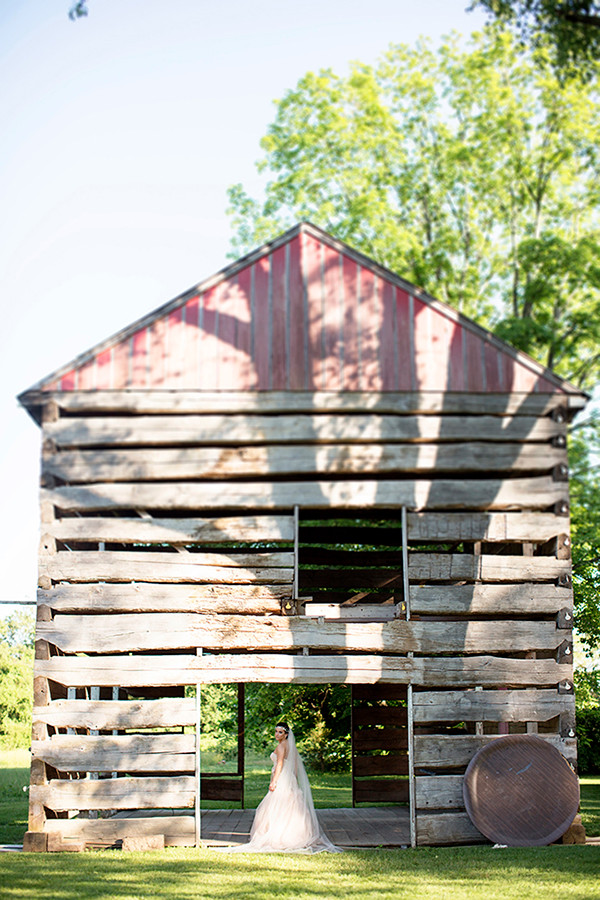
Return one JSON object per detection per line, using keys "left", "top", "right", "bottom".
{"left": 19, "top": 221, "right": 586, "bottom": 406}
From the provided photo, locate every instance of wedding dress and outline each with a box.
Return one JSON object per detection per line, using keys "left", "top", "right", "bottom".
{"left": 220, "top": 728, "right": 339, "bottom": 853}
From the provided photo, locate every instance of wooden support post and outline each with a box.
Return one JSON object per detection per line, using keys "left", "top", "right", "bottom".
{"left": 30, "top": 605, "right": 52, "bottom": 838}
{"left": 237, "top": 683, "right": 245, "bottom": 809}
{"left": 195, "top": 650, "right": 202, "bottom": 848}
{"left": 403, "top": 507, "right": 416, "bottom": 847}
{"left": 401, "top": 506, "right": 409, "bottom": 620}
{"left": 407, "top": 685, "right": 416, "bottom": 849}
{"left": 293, "top": 505, "right": 299, "bottom": 605}
{"left": 474, "top": 686, "right": 484, "bottom": 737}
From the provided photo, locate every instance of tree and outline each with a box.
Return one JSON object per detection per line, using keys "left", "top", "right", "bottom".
{"left": 228, "top": 29, "right": 600, "bottom": 389}
{"left": 0, "top": 611, "right": 35, "bottom": 749}
{"left": 68, "top": 1, "right": 88, "bottom": 19}
{"left": 569, "top": 413, "right": 600, "bottom": 655}
{"left": 470, "top": 1, "right": 600, "bottom": 81}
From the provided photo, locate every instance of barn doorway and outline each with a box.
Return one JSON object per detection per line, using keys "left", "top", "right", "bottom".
{"left": 198, "top": 681, "right": 411, "bottom": 848}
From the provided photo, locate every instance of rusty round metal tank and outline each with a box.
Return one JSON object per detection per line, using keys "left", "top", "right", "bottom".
{"left": 463, "top": 734, "right": 580, "bottom": 846}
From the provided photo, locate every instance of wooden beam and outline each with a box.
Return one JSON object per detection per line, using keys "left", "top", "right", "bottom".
{"left": 22, "top": 389, "right": 573, "bottom": 417}
{"left": 36, "top": 613, "right": 565, "bottom": 655}
{"left": 39, "top": 552, "right": 294, "bottom": 584}
{"left": 43, "top": 412, "right": 565, "bottom": 448}
{"left": 408, "top": 554, "right": 571, "bottom": 582}
{"left": 31, "top": 733, "right": 195, "bottom": 773}
{"left": 32, "top": 698, "right": 196, "bottom": 730}
{"left": 412, "top": 689, "right": 574, "bottom": 723}
{"left": 415, "top": 775, "right": 464, "bottom": 809}
{"left": 413, "top": 734, "right": 576, "bottom": 768}
{"left": 31, "top": 776, "right": 196, "bottom": 811}
{"left": 47, "top": 515, "right": 294, "bottom": 544}
{"left": 409, "top": 583, "right": 572, "bottom": 615}
{"left": 34, "top": 653, "right": 573, "bottom": 688}
{"left": 407, "top": 512, "right": 569, "bottom": 543}
{"left": 44, "top": 815, "right": 195, "bottom": 847}
{"left": 37, "top": 583, "right": 290, "bottom": 614}
{"left": 42, "top": 441, "right": 567, "bottom": 483}
{"left": 41, "top": 475, "right": 568, "bottom": 513}
{"left": 416, "top": 812, "right": 484, "bottom": 845}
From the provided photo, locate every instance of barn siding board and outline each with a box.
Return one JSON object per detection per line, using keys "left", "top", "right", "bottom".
{"left": 36, "top": 614, "right": 564, "bottom": 655}
{"left": 46, "top": 514, "right": 295, "bottom": 544}
{"left": 33, "top": 699, "right": 196, "bottom": 730}
{"left": 42, "top": 442, "right": 567, "bottom": 483}
{"left": 44, "top": 816, "right": 195, "bottom": 847}
{"left": 19, "top": 220, "right": 586, "bottom": 849}
{"left": 414, "top": 734, "right": 577, "bottom": 768}
{"left": 34, "top": 654, "right": 572, "bottom": 689}
{"left": 40, "top": 476, "right": 567, "bottom": 513}
{"left": 37, "top": 583, "right": 290, "bottom": 614}
{"left": 409, "top": 583, "right": 571, "bottom": 616}
{"left": 21, "top": 389, "right": 578, "bottom": 416}
{"left": 42, "top": 412, "right": 566, "bottom": 446}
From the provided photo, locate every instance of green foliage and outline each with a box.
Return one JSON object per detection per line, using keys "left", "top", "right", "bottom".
{"left": 0, "top": 749, "right": 30, "bottom": 844}
{"left": 575, "top": 667, "right": 600, "bottom": 708}
{"left": 228, "top": 29, "right": 600, "bottom": 388}
{"left": 0, "top": 612, "right": 35, "bottom": 750}
{"left": 471, "top": 1, "right": 600, "bottom": 82}
{"left": 198, "top": 683, "right": 239, "bottom": 760}
{"left": 576, "top": 707, "right": 600, "bottom": 773}
{"left": 569, "top": 414, "right": 600, "bottom": 654}
{"left": 574, "top": 667, "right": 600, "bottom": 772}
{"left": 68, "top": 1, "right": 89, "bottom": 20}
{"left": 244, "top": 684, "right": 351, "bottom": 772}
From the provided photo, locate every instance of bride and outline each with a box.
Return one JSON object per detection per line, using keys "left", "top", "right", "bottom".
{"left": 227, "top": 721, "right": 339, "bottom": 853}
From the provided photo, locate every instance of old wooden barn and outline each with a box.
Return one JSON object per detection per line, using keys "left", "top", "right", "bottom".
{"left": 18, "top": 222, "right": 586, "bottom": 850}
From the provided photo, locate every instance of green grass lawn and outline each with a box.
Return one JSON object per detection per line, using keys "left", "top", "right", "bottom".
{"left": 1, "top": 752, "right": 599, "bottom": 900}
{"left": 0, "top": 845, "right": 599, "bottom": 900}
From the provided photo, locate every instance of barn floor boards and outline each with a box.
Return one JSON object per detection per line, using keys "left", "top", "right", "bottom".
{"left": 201, "top": 807, "right": 410, "bottom": 849}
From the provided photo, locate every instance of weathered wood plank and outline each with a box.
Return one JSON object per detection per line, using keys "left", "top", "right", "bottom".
{"left": 48, "top": 515, "right": 294, "bottom": 544}
{"left": 353, "top": 755, "right": 408, "bottom": 777}
{"left": 34, "top": 653, "right": 573, "bottom": 688}
{"left": 32, "top": 698, "right": 196, "bottom": 730}
{"left": 27, "top": 389, "right": 573, "bottom": 417}
{"left": 31, "top": 734, "right": 195, "bottom": 773}
{"left": 43, "top": 413, "right": 565, "bottom": 448}
{"left": 31, "top": 776, "right": 196, "bottom": 811}
{"left": 42, "top": 442, "right": 567, "bottom": 483}
{"left": 409, "top": 583, "right": 572, "bottom": 615}
{"left": 40, "top": 552, "right": 294, "bottom": 584}
{"left": 409, "top": 554, "right": 571, "bottom": 582}
{"left": 37, "top": 583, "right": 289, "bottom": 614}
{"left": 36, "top": 613, "right": 564, "bottom": 655}
{"left": 412, "top": 690, "right": 573, "bottom": 723}
{"left": 413, "top": 734, "right": 577, "bottom": 768}
{"left": 407, "top": 512, "right": 569, "bottom": 543}
{"left": 354, "top": 780, "right": 409, "bottom": 803}
{"left": 353, "top": 729, "right": 409, "bottom": 751}
{"left": 44, "top": 815, "right": 195, "bottom": 847}
{"left": 415, "top": 775, "right": 464, "bottom": 809}
{"left": 416, "top": 812, "right": 485, "bottom": 845}
{"left": 41, "top": 476, "right": 568, "bottom": 512}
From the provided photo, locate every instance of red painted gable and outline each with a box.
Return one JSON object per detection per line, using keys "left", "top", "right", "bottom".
{"left": 32, "top": 223, "right": 570, "bottom": 394}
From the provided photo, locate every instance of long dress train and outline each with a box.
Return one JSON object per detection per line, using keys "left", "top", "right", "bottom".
{"left": 217, "top": 729, "right": 339, "bottom": 853}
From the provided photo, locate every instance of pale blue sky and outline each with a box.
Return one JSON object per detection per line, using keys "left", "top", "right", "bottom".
{"left": 1, "top": 0, "right": 493, "bottom": 612}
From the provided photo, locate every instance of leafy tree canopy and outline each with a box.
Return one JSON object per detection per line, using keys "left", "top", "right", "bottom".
{"left": 0, "top": 611, "right": 35, "bottom": 749}
{"left": 228, "top": 29, "right": 600, "bottom": 390}
{"left": 470, "top": 1, "right": 600, "bottom": 81}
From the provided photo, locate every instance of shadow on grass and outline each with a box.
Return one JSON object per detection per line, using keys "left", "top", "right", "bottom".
{"left": 1, "top": 846, "right": 599, "bottom": 900}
